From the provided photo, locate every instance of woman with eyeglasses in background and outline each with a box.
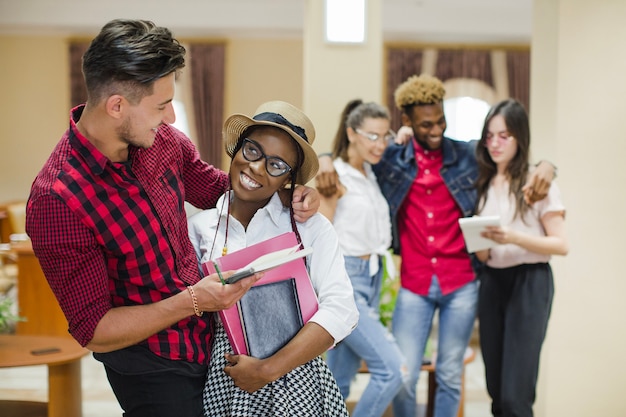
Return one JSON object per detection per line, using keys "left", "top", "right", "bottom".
{"left": 320, "top": 100, "right": 406, "bottom": 417}
{"left": 473, "top": 98, "right": 568, "bottom": 417}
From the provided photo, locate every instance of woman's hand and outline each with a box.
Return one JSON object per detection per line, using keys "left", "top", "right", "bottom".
{"left": 481, "top": 225, "right": 518, "bottom": 245}
{"left": 223, "top": 353, "right": 274, "bottom": 393}
{"left": 394, "top": 125, "right": 414, "bottom": 145}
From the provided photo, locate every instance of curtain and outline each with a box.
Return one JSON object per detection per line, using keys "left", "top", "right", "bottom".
{"left": 189, "top": 43, "right": 226, "bottom": 167}
{"left": 69, "top": 42, "right": 90, "bottom": 107}
{"left": 386, "top": 48, "right": 423, "bottom": 130}
{"left": 435, "top": 49, "right": 493, "bottom": 88}
{"left": 385, "top": 45, "right": 531, "bottom": 118}
{"left": 506, "top": 50, "right": 531, "bottom": 111}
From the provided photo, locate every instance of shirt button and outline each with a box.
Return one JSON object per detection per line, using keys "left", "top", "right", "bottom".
{"left": 427, "top": 212, "right": 433, "bottom": 219}
{"left": 431, "top": 257, "right": 437, "bottom": 263}
{"left": 426, "top": 189, "right": 432, "bottom": 195}
{"left": 428, "top": 236, "right": 434, "bottom": 242}
{"left": 424, "top": 169, "right": 430, "bottom": 175}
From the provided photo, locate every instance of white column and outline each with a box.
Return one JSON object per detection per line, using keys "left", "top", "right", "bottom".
{"left": 302, "top": 0, "right": 383, "bottom": 165}
{"left": 531, "top": 1, "right": 626, "bottom": 416}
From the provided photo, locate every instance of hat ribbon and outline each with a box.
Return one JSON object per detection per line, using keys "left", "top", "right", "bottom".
{"left": 253, "top": 112, "right": 308, "bottom": 143}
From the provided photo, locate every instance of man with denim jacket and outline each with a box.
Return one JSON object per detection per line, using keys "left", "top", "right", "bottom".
{"left": 374, "top": 74, "right": 554, "bottom": 417}
{"left": 317, "top": 74, "right": 554, "bottom": 417}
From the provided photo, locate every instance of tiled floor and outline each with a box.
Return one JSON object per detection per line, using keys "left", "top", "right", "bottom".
{"left": 0, "top": 343, "right": 491, "bottom": 417}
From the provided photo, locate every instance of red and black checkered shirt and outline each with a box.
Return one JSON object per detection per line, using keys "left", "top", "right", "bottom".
{"left": 26, "top": 105, "right": 230, "bottom": 365}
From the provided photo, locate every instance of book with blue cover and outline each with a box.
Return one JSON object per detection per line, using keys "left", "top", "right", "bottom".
{"left": 201, "top": 232, "right": 318, "bottom": 357}
{"left": 238, "top": 278, "right": 303, "bottom": 358}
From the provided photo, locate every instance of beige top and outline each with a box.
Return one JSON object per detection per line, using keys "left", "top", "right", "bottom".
{"left": 478, "top": 180, "right": 565, "bottom": 268}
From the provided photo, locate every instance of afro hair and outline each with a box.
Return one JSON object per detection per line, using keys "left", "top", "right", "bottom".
{"left": 394, "top": 74, "right": 446, "bottom": 110}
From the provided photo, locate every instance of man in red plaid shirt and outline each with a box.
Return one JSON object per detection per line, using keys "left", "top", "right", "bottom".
{"left": 25, "top": 19, "right": 319, "bottom": 417}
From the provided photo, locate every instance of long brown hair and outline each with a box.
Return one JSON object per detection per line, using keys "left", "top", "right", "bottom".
{"left": 475, "top": 99, "right": 531, "bottom": 221}
{"left": 331, "top": 99, "right": 391, "bottom": 161}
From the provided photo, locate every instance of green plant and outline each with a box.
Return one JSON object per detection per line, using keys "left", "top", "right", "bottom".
{"left": 0, "top": 295, "right": 24, "bottom": 333}
{"left": 379, "top": 251, "right": 400, "bottom": 330}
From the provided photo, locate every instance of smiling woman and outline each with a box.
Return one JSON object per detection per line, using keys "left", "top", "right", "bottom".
{"left": 187, "top": 100, "right": 358, "bottom": 417}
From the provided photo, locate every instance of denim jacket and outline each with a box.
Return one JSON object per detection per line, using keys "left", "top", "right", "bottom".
{"left": 372, "top": 136, "right": 479, "bottom": 254}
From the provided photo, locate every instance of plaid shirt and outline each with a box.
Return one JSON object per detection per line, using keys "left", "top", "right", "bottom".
{"left": 26, "top": 105, "right": 229, "bottom": 365}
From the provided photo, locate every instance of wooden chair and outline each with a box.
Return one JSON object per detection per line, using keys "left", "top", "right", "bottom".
{"left": 351, "top": 347, "right": 476, "bottom": 417}
{"left": 0, "top": 202, "right": 26, "bottom": 296}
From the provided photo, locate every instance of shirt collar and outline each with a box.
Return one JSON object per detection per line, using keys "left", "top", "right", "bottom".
{"left": 218, "top": 191, "right": 287, "bottom": 229}
{"left": 69, "top": 105, "right": 128, "bottom": 176}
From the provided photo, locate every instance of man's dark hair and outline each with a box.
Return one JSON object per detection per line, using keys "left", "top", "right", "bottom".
{"left": 82, "top": 19, "right": 186, "bottom": 104}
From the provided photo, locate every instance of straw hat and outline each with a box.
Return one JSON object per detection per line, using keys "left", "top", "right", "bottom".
{"left": 223, "top": 101, "right": 319, "bottom": 184}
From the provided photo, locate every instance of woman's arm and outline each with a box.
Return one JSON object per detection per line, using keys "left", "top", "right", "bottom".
{"left": 481, "top": 211, "right": 568, "bottom": 256}
{"left": 223, "top": 322, "right": 334, "bottom": 392}
{"left": 317, "top": 182, "right": 345, "bottom": 222}
{"left": 223, "top": 216, "right": 358, "bottom": 392}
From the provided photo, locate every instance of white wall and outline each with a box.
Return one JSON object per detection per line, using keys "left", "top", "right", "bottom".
{"left": 531, "top": 1, "right": 626, "bottom": 416}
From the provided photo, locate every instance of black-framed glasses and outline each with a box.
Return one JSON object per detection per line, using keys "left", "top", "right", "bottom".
{"left": 355, "top": 128, "right": 396, "bottom": 142}
{"left": 241, "top": 138, "right": 292, "bottom": 177}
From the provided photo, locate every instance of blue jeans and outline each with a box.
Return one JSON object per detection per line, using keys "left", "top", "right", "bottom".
{"left": 391, "top": 276, "right": 478, "bottom": 417}
{"left": 326, "top": 256, "right": 405, "bottom": 417}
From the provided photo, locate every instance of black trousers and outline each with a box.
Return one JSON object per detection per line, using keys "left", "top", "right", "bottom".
{"left": 478, "top": 263, "right": 554, "bottom": 417}
{"left": 104, "top": 364, "right": 206, "bottom": 417}
{"left": 94, "top": 344, "right": 208, "bottom": 417}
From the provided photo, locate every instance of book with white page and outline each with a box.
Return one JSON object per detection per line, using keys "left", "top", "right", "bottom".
{"left": 225, "top": 244, "right": 313, "bottom": 284}
{"left": 458, "top": 215, "right": 501, "bottom": 252}
{"left": 200, "top": 232, "right": 319, "bottom": 357}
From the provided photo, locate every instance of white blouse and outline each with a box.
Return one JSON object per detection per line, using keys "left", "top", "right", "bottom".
{"left": 478, "top": 180, "right": 566, "bottom": 269}
{"left": 187, "top": 192, "right": 359, "bottom": 344}
{"left": 332, "top": 158, "right": 393, "bottom": 276}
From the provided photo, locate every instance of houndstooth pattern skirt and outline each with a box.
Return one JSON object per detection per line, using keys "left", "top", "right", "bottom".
{"left": 202, "top": 320, "right": 349, "bottom": 417}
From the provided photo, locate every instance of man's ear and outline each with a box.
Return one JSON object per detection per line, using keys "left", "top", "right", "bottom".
{"left": 105, "top": 95, "right": 125, "bottom": 120}
{"left": 401, "top": 113, "right": 411, "bottom": 127}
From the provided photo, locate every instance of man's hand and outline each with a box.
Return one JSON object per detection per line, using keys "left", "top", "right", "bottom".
{"left": 277, "top": 185, "right": 320, "bottom": 223}
{"left": 193, "top": 271, "right": 261, "bottom": 312}
{"left": 291, "top": 185, "right": 319, "bottom": 223}
{"left": 523, "top": 161, "right": 556, "bottom": 204}
{"left": 315, "top": 154, "right": 339, "bottom": 197}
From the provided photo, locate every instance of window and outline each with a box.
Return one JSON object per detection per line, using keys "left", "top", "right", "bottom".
{"left": 172, "top": 100, "right": 191, "bottom": 137}
{"left": 443, "top": 96, "right": 491, "bottom": 142}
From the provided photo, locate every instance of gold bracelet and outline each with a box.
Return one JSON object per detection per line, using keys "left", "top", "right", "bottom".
{"left": 187, "top": 286, "right": 203, "bottom": 317}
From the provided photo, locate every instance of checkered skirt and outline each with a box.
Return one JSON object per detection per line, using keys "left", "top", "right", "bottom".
{"left": 202, "top": 320, "right": 348, "bottom": 417}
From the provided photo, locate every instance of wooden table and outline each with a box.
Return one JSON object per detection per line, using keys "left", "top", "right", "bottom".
{"left": 11, "top": 241, "right": 71, "bottom": 338}
{"left": 0, "top": 334, "right": 89, "bottom": 417}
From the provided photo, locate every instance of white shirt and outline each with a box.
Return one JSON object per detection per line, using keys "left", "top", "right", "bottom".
{"left": 478, "top": 180, "right": 565, "bottom": 268}
{"left": 187, "top": 192, "right": 358, "bottom": 344}
{"left": 332, "top": 158, "right": 394, "bottom": 277}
